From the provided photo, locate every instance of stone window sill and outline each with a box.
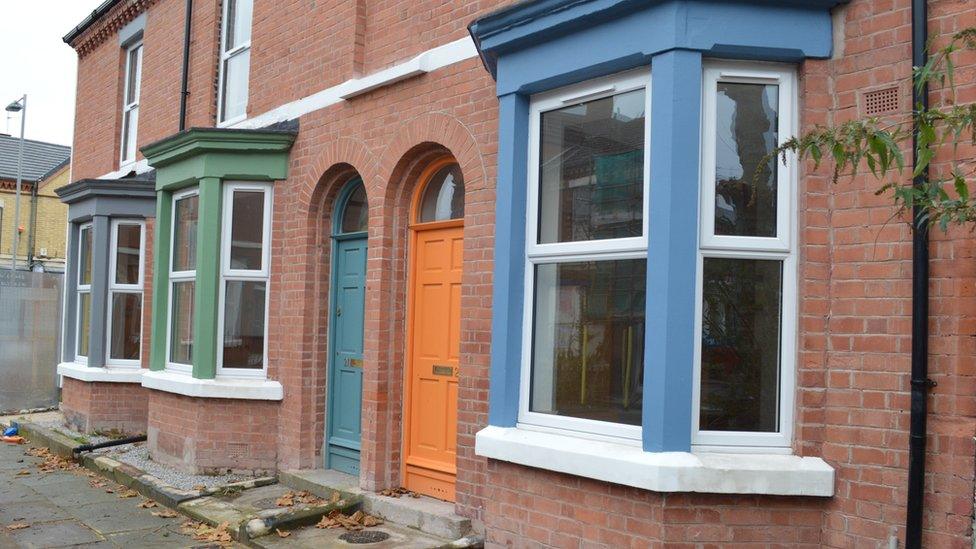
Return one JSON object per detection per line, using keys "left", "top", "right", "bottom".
{"left": 57, "top": 362, "right": 144, "bottom": 384}
{"left": 141, "top": 370, "right": 283, "bottom": 401}
{"left": 475, "top": 426, "right": 834, "bottom": 497}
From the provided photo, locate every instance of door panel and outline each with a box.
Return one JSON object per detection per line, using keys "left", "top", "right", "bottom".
{"left": 405, "top": 225, "right": 463, "bottom": 501}
{"left": 327, "top": 237, "right": 367, "bottom": 475}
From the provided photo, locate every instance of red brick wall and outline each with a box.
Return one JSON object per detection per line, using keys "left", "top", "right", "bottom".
{"left": 61, "top": 377, "right": 149, "bottom": 435}
{"left": 66, "top": 0, "right": 976, "bottom": 546}
{"left": 147, "top": 390, "right": 279, "bottom": 474}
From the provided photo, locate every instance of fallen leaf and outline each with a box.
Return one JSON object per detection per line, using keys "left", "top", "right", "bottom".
{"left": 152, "top": 509, "right": 179, "bottom": 518}
{"left": 275, "top": 492, "right": 295, "bottom": 507}
{"left": 314, "top": 508, "right": 383, "bottom": 531}
{"left": 192, "top": 484, "right": 206, "bottom": 491}
{"left": 104, "top": 489, "right": 115, "bottom": 494}
{"left": 276, "top": 528, "right": 291, "bottom": 538}
{"left": 15, "top": 470, "right": 30, "bottom": 476}
{"left": 6, "top": 523, "right": 29, "bottom": 530}
{"left": 118, "top": 489, "right": 139, "bottom": 498}
{"left": 330, "top": 491, "right": 341, "bottom": 503}
{"left": 138, "top": 500, "right": 158, "bottom": 508}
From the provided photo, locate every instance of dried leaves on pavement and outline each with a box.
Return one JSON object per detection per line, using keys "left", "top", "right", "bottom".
{"left": 315, "top": 509, "right": 383, "bottom": 531}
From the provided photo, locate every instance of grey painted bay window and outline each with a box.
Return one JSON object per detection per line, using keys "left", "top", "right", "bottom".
{"left": 56, "top": 179, "right": 156, "bottom": 373}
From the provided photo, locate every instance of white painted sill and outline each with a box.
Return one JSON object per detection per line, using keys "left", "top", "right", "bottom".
{"left": 57, "top": 362, "right": 144, "bottom": 383}
{"left": 475, "top": 426, "right": 834, "bottom": 497}
{"left": 141, "top": 369, "right": 283, "bottom": 401}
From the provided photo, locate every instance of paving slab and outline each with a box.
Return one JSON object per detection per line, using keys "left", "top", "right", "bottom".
{"left": 2, "top": 519, "right": 103, "bottom": 548}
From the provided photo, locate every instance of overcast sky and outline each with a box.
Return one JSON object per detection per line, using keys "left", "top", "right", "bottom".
{"left": 0, "top": 1, "right": 102, "bottom": 147}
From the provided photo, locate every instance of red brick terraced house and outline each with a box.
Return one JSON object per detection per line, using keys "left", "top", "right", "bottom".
{"left": 55, "top": 0, "right": 976, "bottom": 546}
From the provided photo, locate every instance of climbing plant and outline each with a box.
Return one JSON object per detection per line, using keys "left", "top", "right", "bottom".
{"left": 773, "top": 28, "right": 976, "bottom": 232}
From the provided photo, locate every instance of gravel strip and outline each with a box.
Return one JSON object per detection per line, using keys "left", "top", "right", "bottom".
{"left": 31, "top": 413, "right": 258, "bottom": 492}
{"left": 109, "top": 444, "right": 257, "bottom": 491}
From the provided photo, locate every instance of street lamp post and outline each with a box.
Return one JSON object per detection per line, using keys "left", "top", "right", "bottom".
{"left": 6, "top": 95, "right": 26, "bottom": 271}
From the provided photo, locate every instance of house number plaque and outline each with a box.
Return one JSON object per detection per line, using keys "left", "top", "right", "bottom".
{"left": 432, "top": 365, "right": 457, "bottom": 377}
{"left": 346, "top": 358, "right": 363, "bottom": 368}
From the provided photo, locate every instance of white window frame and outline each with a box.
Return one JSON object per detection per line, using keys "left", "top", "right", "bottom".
{"left": 105, "top": 219, "right": 145, "bottom": 368}
{"left": 215, "top": 181, "right": 271, "bottom": 379}
{"left": 518, "top": 68, "right": 651, "bottom": 443}
{"left": 75, "top": 223, "right": 93, "bottom": 364}
{"left": 119, "top": 40, "right": 143, "bottom": 166}
{"left": 216, "top": 0, "right": 252, "bottom": 126}
{"left": 692, "top": 61, "right": 798, "bottom": 452}
{"left": 166, "top": 187, "right": 199, "bottom": 374}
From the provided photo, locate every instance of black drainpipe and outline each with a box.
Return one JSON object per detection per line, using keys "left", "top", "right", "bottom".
{"left": 905, "top": 0, "right": 931, "bottom": 547}
{"left": 178, "top": 0, "right": 193, "bottom": 131}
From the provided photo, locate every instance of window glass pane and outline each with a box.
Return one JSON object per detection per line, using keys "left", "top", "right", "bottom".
{"left": 714, "top": 82, "right": 779, "bottom": 237}
{"left": 229, "top": 190, "right": 264, "bottom": 270}
{"left": 77, "top": 292, "right": 91, "bottom": 357}
{"left": 340, "top": 183, "right": 368, "bottom": 233}
{"left": 122, "top": 107, "right": 139, "bottom": 162}
{"left": 169, "top": 281, "right": 195, "bottom": 364}
{"left": 221, "top": 50, "right": 250, "bottom": 121}
{"left": 172, "top": 194, "right": 199, "bottom": 272}
{"left": 530, "top": 259, "right": 645, "bottom": 426}
{"left": 79, "top": 227, "right": 92, "bottom": 285}
{"left": 224, "top": 0, "right": 253, "bottom": 51}
{"left": 699, "top": 257, "right": 782, "bottom": 432}
{"left": 126, "top": 45, "right": 141, "bottom": 104}
{"left": 538, "top": 89, "right": 645, "bottom": 244}
{"left": 115, "top": 224, "right": 142, "bottom": 284}
{"left": 222, "top": 280, "right": 265, "bottom": 369}
{"left": 418, "top": 164, "right": 464, "bottom": 222}
{"left": 110, "top": 293, "right": 142, "bottom": 361}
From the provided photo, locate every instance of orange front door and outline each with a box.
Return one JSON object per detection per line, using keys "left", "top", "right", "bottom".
{"left": 404, "top": 222, "right": 463, "bottom": 501}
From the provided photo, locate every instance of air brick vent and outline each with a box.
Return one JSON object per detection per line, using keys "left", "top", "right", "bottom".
{"left": 863, "top": 87, "right": 900, "bottom": 116}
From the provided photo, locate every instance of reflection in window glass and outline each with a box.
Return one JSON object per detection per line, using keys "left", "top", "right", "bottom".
{"left": 170, "top": 281, "right": 195, "bottom": 364}
{"left": 77, "top": 293, "right": 91, "bottom": 357}
{"left": 221, "top": 50, "right": 250, "bottom": 122}
{"left": 418, "top": 165, "right": 464, "bottom": 222}
{"left": 110, "top": 293, "right": 142, "bottom": 361}
{"left": 340, "top": 183, "right": 368, "bottom": 233}
{"left": 699, "top": 257, "right": 782, "bottom": 432}
{"left": 538, "top": 89, "right": 645, "bottom": 244}
{"left": 225, "top": 0, "right": 253, "bottom": 50}
{"left": 229, "top": 190, "right": 264, "bottom": 270}
{"left": 79, "top": 226, "right": 93, "bottom": 285}
{"left": 530, "top": 260, "right": 645, "bottom": 426}
{"left": 714, "top": 82, "right": 779, "bottom": 237}
{"left": 222, "top": 280, "right": 265, "bottom": 369}
{"left": 115, "top": 224, "right": 142, "bottom": 285}
{"left": 173, "top": 194, "right": 198, "bottom": 272}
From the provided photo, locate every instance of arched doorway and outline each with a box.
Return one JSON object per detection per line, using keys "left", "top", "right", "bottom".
{"left": 403, "top": 157, "right": 464, "bottom": 501}
{"left": 325, "top": 177, "right": 368, "bottom": 475}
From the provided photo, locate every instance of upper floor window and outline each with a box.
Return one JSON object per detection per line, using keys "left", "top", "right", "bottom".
{"left": 218, "top": 0, "right": 253, "bottom": 124}
{"left": 120, "top": 41, "right": 143, "bottom": 165}
{"left": 694, "top": 63, "right": 796, "bottom": 450}
{"left": 107, "top": 220, "right": 145, "bottom": 367}
{"left": 522, "top": 69, "right": 650, "bottom": 442}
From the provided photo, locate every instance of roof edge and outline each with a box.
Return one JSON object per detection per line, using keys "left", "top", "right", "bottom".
{"left": 63, "top": 0, "right": 122, "bottom": 44}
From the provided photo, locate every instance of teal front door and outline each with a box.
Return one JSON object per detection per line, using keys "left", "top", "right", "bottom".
{"left": 326, "top": 180, "right": 368, "bottom": 475}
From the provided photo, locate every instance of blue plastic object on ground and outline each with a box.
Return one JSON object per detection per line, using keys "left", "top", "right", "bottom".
{"left": 3, "top": 422, "right": 18, "bottom": 437}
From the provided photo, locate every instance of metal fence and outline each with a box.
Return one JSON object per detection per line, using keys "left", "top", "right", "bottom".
{"left": 0, "top": 269, "right": 62, "bottom": 413}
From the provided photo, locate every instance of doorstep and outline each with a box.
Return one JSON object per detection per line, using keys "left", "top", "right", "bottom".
{"left": 279, "top": 469, "right": 476, "bottom": 541}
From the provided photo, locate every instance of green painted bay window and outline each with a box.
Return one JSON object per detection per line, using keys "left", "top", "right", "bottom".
{"left": 142, "top": 126, "right": 295, "bottom": 381}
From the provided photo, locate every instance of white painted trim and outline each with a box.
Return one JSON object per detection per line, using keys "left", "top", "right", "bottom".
{"left": 106, "top": 219, "right": 145, "bottom": 368}
{"left": 58, "top": 362, "right": 144, "bottom": 384}
{"left": 518, "top": 68, "right": 651, "bottom": 441}
{"left": 691, "top": 61, "right": 799, "bottom": 450}
{"left": 98, "top": 37, "right": 479, "bottom": 179}
{"left": 166, "top": 187, "right": 199, "bottom": 372}
{"left": 216, "top": 182, "right": 272, "bottom": 378}
{"left": 476, "top": 426, "right": 834, "bottom": 497}
{"left": 141, "top": 369, "right": 283, "bottom": 400}
{"left": 227, "top": 37, "right": 478, "bottom": 130}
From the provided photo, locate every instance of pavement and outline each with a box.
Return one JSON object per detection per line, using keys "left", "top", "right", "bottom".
{"left": 0, "top": 439, "right": 239, "bottom": 548}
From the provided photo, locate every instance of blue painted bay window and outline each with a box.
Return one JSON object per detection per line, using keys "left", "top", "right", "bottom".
{"left": 470, "top": 0, "right": 843, "bottom": 496}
